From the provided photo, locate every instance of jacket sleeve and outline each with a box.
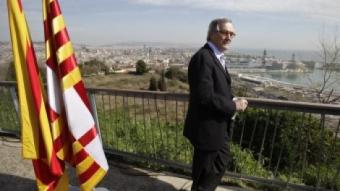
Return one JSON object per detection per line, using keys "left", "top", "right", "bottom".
{"left": 191, "top": 52, "right": 236, "bottom": 116}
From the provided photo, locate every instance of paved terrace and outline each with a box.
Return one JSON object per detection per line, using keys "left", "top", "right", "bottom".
{"left": 0, "top": 136, "right": 247, "bottom": 191}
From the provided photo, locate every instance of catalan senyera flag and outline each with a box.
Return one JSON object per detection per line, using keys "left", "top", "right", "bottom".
{"left": 7, "top": 0, "right": 68, "bottom": 190}
{"left": 43, "top": 0, "right": 109, "bottom": 190}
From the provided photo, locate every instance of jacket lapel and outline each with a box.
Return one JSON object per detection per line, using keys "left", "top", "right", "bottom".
{"left": 204, "top": 44, "right": 232, "bottom": 84}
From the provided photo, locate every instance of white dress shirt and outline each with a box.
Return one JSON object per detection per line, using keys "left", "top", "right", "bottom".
{"left": 207, "top": 41, "right": 226, "bottom": 71}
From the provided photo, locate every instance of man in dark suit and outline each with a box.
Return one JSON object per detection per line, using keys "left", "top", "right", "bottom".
{"left": 184, "top": 18, "right": 248, "bottom": 191}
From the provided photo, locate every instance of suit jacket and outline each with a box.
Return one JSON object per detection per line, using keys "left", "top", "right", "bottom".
{"left": 184, "top": 43, "right": 236, "bottom": 151}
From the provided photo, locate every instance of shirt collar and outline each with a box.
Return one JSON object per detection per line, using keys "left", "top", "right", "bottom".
{"left": 207, "top": 41, "right": 224, "bottom": 60}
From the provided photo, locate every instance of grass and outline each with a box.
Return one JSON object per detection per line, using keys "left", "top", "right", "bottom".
{"left": 83, "top": 72, "right": 189, "bottom": 93}
{"left": 0, "top": 87, "right": 20, "bottom": 133}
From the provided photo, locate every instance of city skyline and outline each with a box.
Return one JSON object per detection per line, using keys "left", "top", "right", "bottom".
{"left": 1, "top": 0, "right": 339, "bottom": 51}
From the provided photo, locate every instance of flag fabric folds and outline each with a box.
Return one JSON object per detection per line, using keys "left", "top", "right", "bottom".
{"left": 43, "top": 0, "right": 109, "bottom": 190}
{"left": 7, "top": 0, "right": 109, "bottom": 190}
{"left": 7, "top": 0, "right": 68, "bottom": 190}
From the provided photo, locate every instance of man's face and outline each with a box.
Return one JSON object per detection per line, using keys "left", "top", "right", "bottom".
{"left": 210, "top": 22, "right": 236, "bottom": 52}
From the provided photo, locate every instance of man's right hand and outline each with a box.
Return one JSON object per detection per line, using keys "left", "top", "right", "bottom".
{"left": 234, "top": 98, "right": 248, "bottom": 112}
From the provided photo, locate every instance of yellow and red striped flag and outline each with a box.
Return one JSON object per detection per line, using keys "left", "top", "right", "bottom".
{"left": 43, "top": 0, "right": 109, "bottom": 190}
{"left": 7, "top": 0, "right": 68, "bottom": 190}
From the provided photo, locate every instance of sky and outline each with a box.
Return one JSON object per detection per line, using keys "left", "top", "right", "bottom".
{"left": 1, "top": 0, "right": 340, "bottom": 51}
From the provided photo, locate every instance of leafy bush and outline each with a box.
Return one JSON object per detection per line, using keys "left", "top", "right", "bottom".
{"left": 80, "top": 59, "right": 108, "bottom": 75}
{"left": 232, "top": 108, "right": 340, "bottom": 189}
{"left": 135, "top": 60, "right": 149, "bottom": 75}
{"left": 230, "top": 143, "right": 272, "bottom": 178}
{"left": 165, "top": 66, "right": 187, "bottom": 83}
{"left": 97, "top": 108, "right": 192, "bottom": 163}
{"left": 303, "top": 165, "right": 340, "bottom": 190}
{"left": 149, "top": 76, "right": 157, "bottom": 91}
{"left": 0, "top": 89, "right": 20, "bottom": 133}
{"left": 158, "top": 71, "right": 167, "bottom": 91}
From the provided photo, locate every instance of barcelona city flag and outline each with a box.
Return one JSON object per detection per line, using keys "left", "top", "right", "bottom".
{"left": 7, "top": 0, "right": 109, "bottom": 190}
{"left": 43, "top": 0, "right": 109, "bottom": 190}
{"left": 7, "top": 0, "right": 68, "bottom": 190}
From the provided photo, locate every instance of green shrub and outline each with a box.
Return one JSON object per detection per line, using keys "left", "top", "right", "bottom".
{"left": 165, "top": 66, "right": 187, "bottom": 83}
{"left": 230, "top": 143, "right": 272, "bottom": 178}
{"left": 81, "top": 59, "right": 107, "bottom": 75}
{"left": 232, "top": 109, "right": 339, "bottom": 189}
{"left": 148, "top": 76, "right": 157, "bottom": 91}
{"left": 303, "top": 165, "right": 340, "bottom": 190}
{"left": 97, "top": 108, "right": 192, "bottom": 163}
{"left": 135, "top": 60, "right": 148, "bottom": 75}
{"left": 0, "top": 89, "right": 19, "bottom": 133}
{"left": 158, "top": 71, "right": 167, "bottom": 91}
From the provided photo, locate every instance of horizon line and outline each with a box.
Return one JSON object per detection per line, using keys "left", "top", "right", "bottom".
{"left": 0, "top": 41, "right": 318, "bottom": 52}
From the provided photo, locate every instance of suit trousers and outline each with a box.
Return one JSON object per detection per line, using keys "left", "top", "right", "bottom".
{"left": 191, "top": 138, "right": 231, "bottom": 191}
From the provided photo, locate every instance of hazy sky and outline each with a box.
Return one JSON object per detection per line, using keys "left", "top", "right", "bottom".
{"left": 1, "top": 0, "right": 339, "bottom": 50}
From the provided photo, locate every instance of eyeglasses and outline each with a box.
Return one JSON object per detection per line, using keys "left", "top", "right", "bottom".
{"left": 217, "top": 30, "right": 236, "bottom": 38}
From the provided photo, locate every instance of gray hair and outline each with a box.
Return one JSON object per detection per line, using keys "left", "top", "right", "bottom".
{"left": 206, "top": 18, "right": 232, "bottom": 41}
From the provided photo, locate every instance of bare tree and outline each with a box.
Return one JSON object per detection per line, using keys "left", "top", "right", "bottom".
{"left": 310, "top": 28, "right": 340, "bottom": 103}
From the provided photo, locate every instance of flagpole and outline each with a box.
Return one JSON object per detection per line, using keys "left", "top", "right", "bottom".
{"left": 9, "top": 86, "right": 20, "bottom": 122}
{"left": 89, "top": 92, "right": 103, "bottom": 141}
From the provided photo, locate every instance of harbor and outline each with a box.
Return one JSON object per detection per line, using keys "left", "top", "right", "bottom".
{"left": 229, "top": 68, "right": 340, "bottom": 103}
